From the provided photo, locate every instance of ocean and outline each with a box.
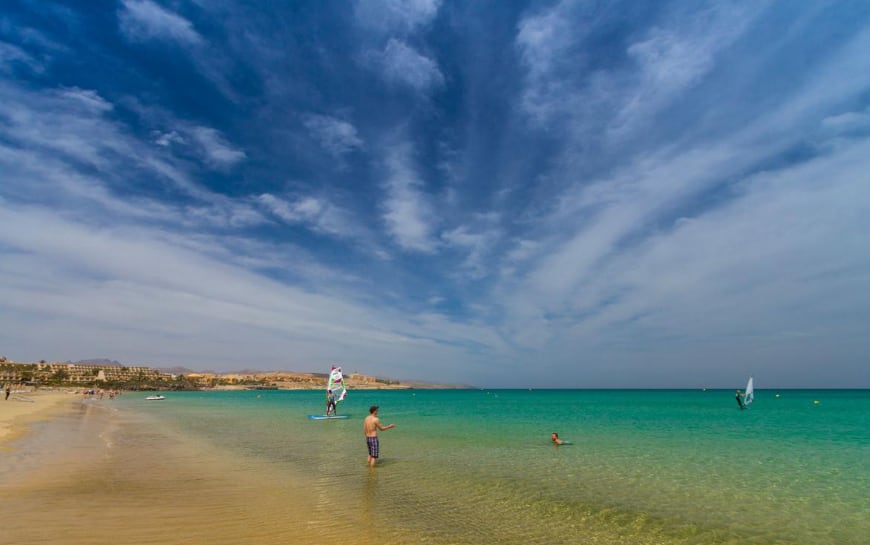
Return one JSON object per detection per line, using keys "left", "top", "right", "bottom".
{"left": 3, "top": 389, "right": 869, "bottom": 544}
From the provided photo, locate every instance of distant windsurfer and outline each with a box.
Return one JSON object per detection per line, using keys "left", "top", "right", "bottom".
{"left": 735, "top": 389, "right": 745, "bottom": 409}
{"left": 326, "top": 389, "right": 337, "bottom": 416}
{"left": 364, "top": 406, "right": 395, "bottom": 468}
{"left": 325, "top": 366, "right": 347, "bottom": 416}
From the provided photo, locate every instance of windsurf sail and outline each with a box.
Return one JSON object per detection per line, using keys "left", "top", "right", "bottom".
{"left": 327, "top": 366, "right": 347, "bottom": 405}
{"left": 744, "top": 376, "right": 754, "bottom": 407}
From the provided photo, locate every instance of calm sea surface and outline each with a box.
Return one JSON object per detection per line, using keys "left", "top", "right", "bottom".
{"left": 3, "top": 389, "right": 869, "bottom": 544}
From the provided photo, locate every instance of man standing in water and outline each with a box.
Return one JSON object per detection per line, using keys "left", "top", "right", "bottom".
{"left": 735, "top": 389, "right": 745, "bottom": 409}
{"left": 364, "top": 406, "right": 395, "bottom": 468}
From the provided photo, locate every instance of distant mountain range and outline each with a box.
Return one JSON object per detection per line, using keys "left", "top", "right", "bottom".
{"left": 157, "top": 366, "right": 219, "bottom": 375}
{"left": 69, "top": 358, "right": 122, "bottom": 366}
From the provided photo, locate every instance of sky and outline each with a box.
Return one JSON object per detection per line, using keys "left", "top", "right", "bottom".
{"left": 1, "top": 1, "right": 869, "bottom": 388}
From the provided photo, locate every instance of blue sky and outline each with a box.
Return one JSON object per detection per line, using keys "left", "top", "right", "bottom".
{"left": 1, "top": 1, "right": 869, "bottom": 388}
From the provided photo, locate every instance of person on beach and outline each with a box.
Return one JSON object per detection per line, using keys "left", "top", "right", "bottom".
{"left": 551, "top": 432, "right": 564, "bottom": 445}
{"left": 326, "top": 389, "right": 337, "bottom": 416}
{"left": 735, "top": 389, "right": 745, "bottom": 409}
{"left": 364, "top": 406, "right": 395, "bottom": 468}
{"left": 4, "top": 384, "right": 10, "bottom": 400}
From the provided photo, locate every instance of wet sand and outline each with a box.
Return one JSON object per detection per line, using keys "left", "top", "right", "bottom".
{"left": 0, "top": 397, "right": 409, "bottom": 545}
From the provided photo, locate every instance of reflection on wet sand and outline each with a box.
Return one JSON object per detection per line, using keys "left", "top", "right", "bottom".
{"left": 0, "top": 402, "right": 342, "bottom": 545}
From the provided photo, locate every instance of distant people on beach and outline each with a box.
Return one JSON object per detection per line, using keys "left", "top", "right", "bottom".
{"left": 4, "top": 384, "right": 10, "bottom": 400}
{"left": 364, "top": 405, "right": 395, "bottom": 468}
{"left": 735, "top": 390, "right": 745, "bottom": 409}
{"left": 551, "top": 432, "right": 564, "bottom": 445}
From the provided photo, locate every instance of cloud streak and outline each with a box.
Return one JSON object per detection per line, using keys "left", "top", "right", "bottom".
{"left": 380, "top": 141, "right": 440, "bottom": 253}
{"left": 118, "top": 0, "right": 203, "bottom": 45}
{"left": 302, "top": 114, "right": 363, "bottom": 157}
{"left": 367, "top": 38, "right": 444, "bottom": 93}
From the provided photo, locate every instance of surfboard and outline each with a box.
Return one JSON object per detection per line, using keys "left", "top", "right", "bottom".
{"left": 308, "top": 414, "right": 349, "bottom": 420}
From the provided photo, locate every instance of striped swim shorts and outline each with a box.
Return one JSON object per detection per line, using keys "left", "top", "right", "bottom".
{"left": 366, "top": 436, "right": 379, "bottom": 458}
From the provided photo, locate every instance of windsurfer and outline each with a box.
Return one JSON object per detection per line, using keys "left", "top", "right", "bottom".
{"left": 364, "top": 406, "right": 395, "bottom": 468}
{"left": 325, "top": 366, "right": 347, "bottom": 416}
{"left": 326, "top": 389, "right": 337, "bottom": 416}
{"left": 735, "top": 390, "right": 745, "bottom": 409}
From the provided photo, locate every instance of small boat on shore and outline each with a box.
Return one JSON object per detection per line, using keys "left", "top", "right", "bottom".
{"left": 145, "top": 395, "right": 166, "bottom": 401}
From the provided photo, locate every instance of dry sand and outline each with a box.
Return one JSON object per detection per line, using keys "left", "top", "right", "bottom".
{"left": 0, "top": 389, "right": 80, "bottom": 446}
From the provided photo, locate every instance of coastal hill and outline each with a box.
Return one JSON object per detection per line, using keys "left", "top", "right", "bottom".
{"left": 0, "top": 357, "right": 469, "bottom": 390}
{"left": 178, "top": 368, "right": 467, "bottom": 390}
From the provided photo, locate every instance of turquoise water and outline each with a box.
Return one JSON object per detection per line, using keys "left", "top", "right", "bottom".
{"left": 119, "top": 389, "right": 870, "bottom": 544}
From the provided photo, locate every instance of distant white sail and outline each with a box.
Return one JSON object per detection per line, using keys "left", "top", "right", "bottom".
{"left": 744, "top": 376, "right": 754, "bottom": 407}
{"left": 327, "top": 366, "right": 347, "bottom": 404}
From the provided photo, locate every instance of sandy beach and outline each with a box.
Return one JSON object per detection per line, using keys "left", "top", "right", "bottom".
{"left": 0, "top": 392, "right": 340, "bottom": 545}
{"left": 0, "top": 389, "right": 80, "bottom": 446}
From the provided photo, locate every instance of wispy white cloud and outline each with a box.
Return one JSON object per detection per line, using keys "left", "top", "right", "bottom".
{"left": 117, "top": 1, "right": 258, "bottom": 104}
{"left": 367, "top": 38, "right": 444, "bottom": 93}
{"left": 118, "top": 0, "right": 202, "bottom": 45}
{"left": 0, "top": 41, "right": 41, "bottom": 73}
{"left": 500, "top": 4, "right": 870, "bottom": 348}
{"left": 0, "top": 201, "right": 505, "bottom": 381}
{"left": 488, "top": 19, "right": 870, "bottom": 383}
{"left": 441, "top": 214, "right": 502, "bottom": 280}
{"left": 515, "top": 0, "right": 586, "bottom": 125}
{"left": 302, "top": 113, "right": 363, "bottom": 157}
{"left": 0, "top": 19, "right": 69, "bottom": 75}
{"left": 354, "top": 0, "right": 441, "bottom": 34}
{"left": 189, "top": 126, "right": 246, "bottom": 168}
{"left": 609, "top": 2, "right": 768, "bottom": 138}
{"left": 759, "top": 26, "right": 870, "bottom": 137}
{"left": 515, "top": 0, "right": 768, "bottom": 139}
{"left": 153, "top": 129, "right": 185, "bottom": 147}
{"left": 821, "top": 108, "right": 870, "bottom": 132}
{"left": 259, "top": 193, "right": 321, "bottom": 223}
{"left": 257, "top": 193, "right": 362, "bottom": 240}
{"left": 184, "top": 202, "right": 267, "bottom": 229}
{"left": 0, "top": 83, "right": 127, "bottom": 169}
{"left": 569, "top": 138, "right": 870, "bottom": 344}
{"left": 58, "top": 87, "right": 114, "bottom": 112}
{"left": 489, "top": 139, "right": 870, "bottom": 385}
{"left": 0, "top": 80, "right": 261, "bottom": 229}
{"left": 381, "top": 141, "right": 439, "bottom": 252}
{"left": 0, "top": 142, "right": 178, "bottom": 223}
{"left": 132, "top": 100, "right": 246, "bottom": 170}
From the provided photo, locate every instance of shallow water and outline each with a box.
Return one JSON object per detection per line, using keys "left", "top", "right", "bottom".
{"left": 2, "top": 389, "right": 868, "bottom": 544}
